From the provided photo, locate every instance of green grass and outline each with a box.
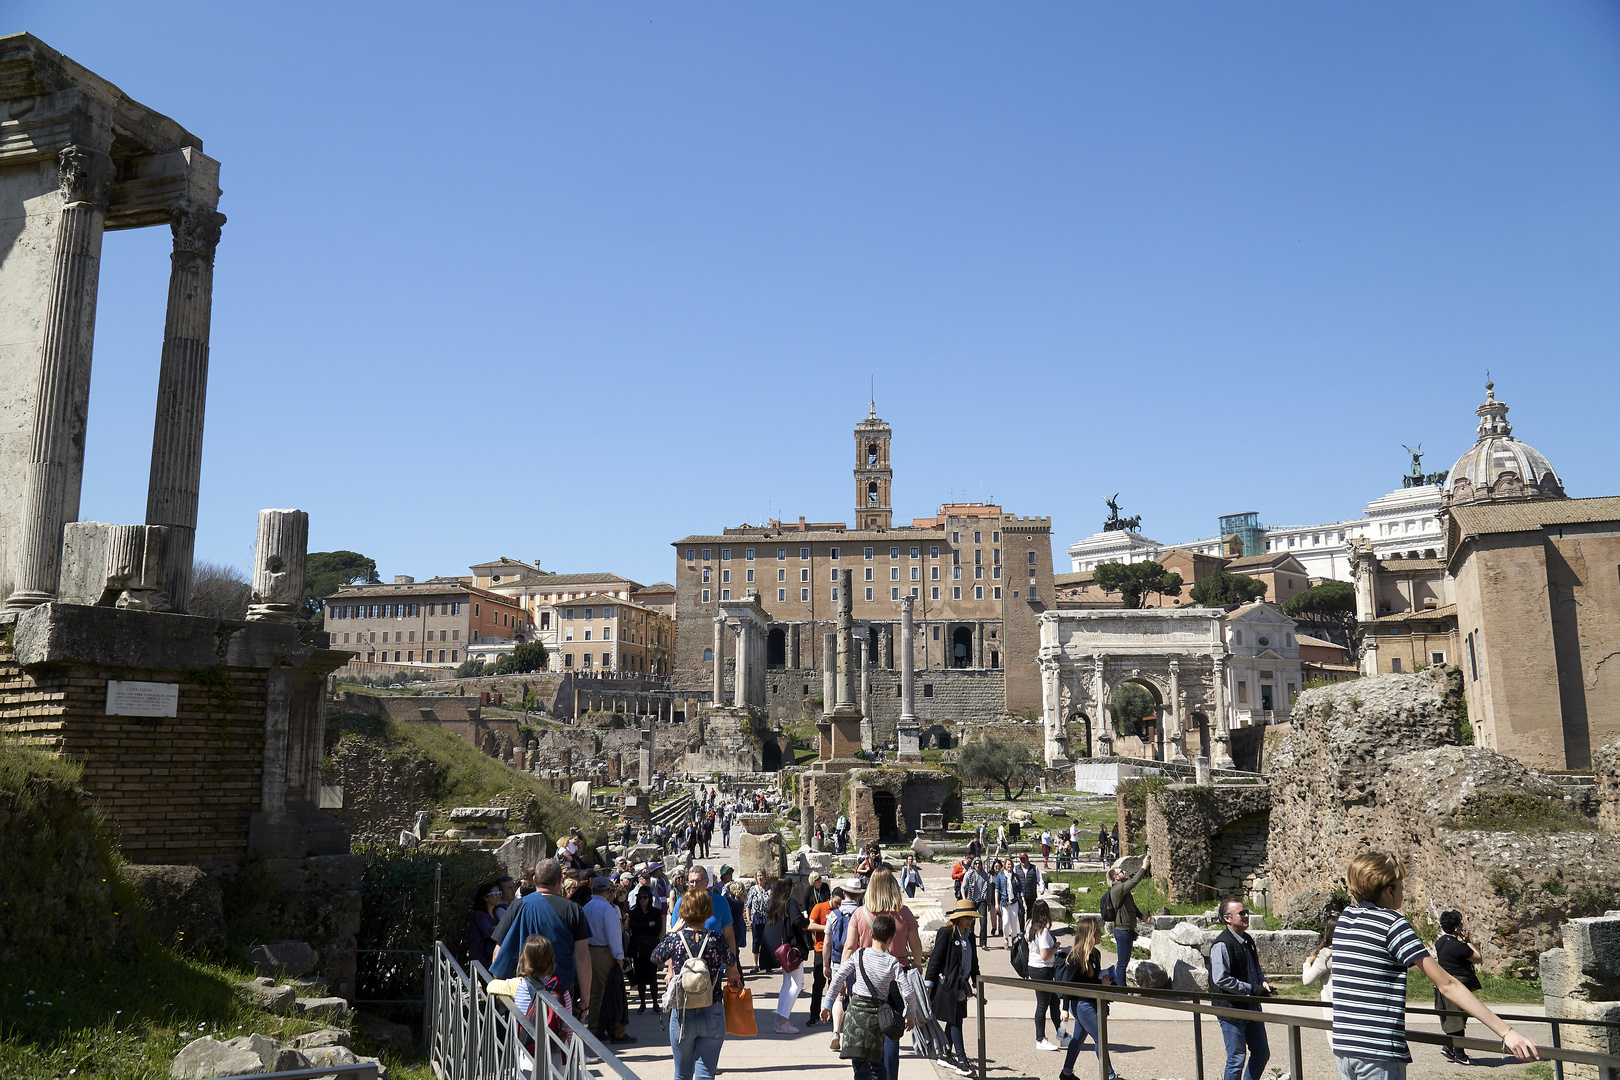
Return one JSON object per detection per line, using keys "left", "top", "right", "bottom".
{"left": 1448, "top": 791, "right": 1597, "bottom": 833}
{"left": 1270, "top": 968, "right": 1542, "bottom": 1005}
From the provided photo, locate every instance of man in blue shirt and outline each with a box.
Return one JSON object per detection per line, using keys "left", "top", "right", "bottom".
{"left": 669, "top": 864, "right": 740, "bottom": 985}
{"left": 489, "top": 859, "right": 591, "bottom": 1009}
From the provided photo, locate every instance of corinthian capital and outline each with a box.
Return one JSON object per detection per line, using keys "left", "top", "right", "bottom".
{"left": 57, "top": 145, "right": 114, "bottom": 208}
{"left": 171, "top": 202, "right": 227, "bottom": 261}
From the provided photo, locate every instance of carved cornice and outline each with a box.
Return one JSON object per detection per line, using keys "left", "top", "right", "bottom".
{"left": 57, "top": 144, "right": 112, "bottom": 208}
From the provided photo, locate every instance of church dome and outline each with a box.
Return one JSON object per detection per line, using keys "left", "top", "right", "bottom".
{"left": 1442, "top": 382, "right": 1565, "bottom": 506}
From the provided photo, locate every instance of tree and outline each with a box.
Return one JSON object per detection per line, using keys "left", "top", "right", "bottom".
{"left": 454, "top": 659, "right": 487, "bottom": 678}
{"left": 1189, "top": 569, "right": 1268, "bottom": 606}
{"left": 189, "top": 561, "right": 252, "bottom": 620}
{"left": 304, "top": 551, "right": 381, "bottom": 625}
{"left": 1282, "top": 580, "right": 1355, "bottom": 633}
{"left": 492, "top": 641, "right": 547, "bottom": 675}
{"left": 1092, "top": 561, "right": 1184, "bottom": 609}
{"left": 1109, "top": 682, "right": 1156, "bottom": 737}
{"left": 956, "top": 738, "right": 1038, "bottom": 801}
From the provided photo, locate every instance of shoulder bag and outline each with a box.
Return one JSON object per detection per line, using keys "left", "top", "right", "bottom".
{"left": 856, "top": 949, "right": 908, "bottom": 1042}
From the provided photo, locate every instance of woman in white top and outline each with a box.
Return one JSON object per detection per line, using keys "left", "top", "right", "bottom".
{"left": 1302, "top": 912, "right": 1337, "bottom": 1040}
{"left": 1026, "top": 899, "right": 1064, "bottom": 1051}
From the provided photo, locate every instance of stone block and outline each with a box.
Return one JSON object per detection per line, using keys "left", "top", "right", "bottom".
{"left": 171, "top": 1035, "right": 265, "bottom": 1078}
{"left": 1127, "top": 958, "right": 1170, "bottom": 988}
{"left": 627, "top": 843, "right": 662, "bottom": 864}
{"left": 793, "top": 848, "right": 833, "bottom": 876}
{"left": 1250, "top": 930, "right": 1319, "bottom": 974}
{"left": 301, "top": 1045, "right": 360, "bottom": 1071}
{"left": 911, "top": 836, "right": 935, "bottom": 860}
{"left": 308, "top": 854, "right": 362, "bottom": 891}
{"left": 1171, "top": 959, "right": 1210, "bottom": 993}
{"left": 1006, "top": 810, "right": 1034, "bottom": 824}
{"left": 1562, "top": 916, "right": 1620, "bottom": 998}
{"left": 1044, "top": 882, "right": 1072, "bottom": 900}
{"left": 1541, "top": 947, "right": 1577, "bottom": 1001}
{"left": 236, "top": 977, "right": 295, "bottom": 1015}
{"left": 736, "top": 832, "right": 788, "bottom": 881}
{"left": 292, "top": 1028, "right": 351, "bottom": 1050}
{"left": 122, "top": 864, "right": 226, "bottom": 957}
{"left": 494, "top": 832, "right": 549, "bottom": 878}
{"left": 1042, "top": 901, "right": 1070, "bottom": 923}
{"left": 397, "top": 830, "right": 419, "bottom": 847}
{"left": 449, "top": 806, "right": 511, "bottom": 821}
{"left": 907, "top": 898, "right": 948, "bottom": 935}
{"left": 250, "top": 940, "right": 318, "bottom": 979}
{"left": 413, "top": 810, "right": 434, "bottom": 839}
{"left": 230, "top": 1033, "right": 309, "bottom": 1072}
{"left": 295, "top": 996, "right": 351, "bottom": 1022}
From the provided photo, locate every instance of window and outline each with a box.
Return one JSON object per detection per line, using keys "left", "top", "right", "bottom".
{"left": 584, "top": 629, "right": 592, "bottom": 641}
{"left": 865, "top": 588, "right": 873, "bottom": 601}
{"left": 745, "top": 548, "right": 755, "bottom": 560}
{"left": 720, "top": 569, "right": 730, "bottom": 583}
{"left": 452, "top": 629, "right": 459, "bottom": 640}
{"left": 701, "top": 589, "right": 710, "bottom": 603}
{"left": 702, "top": 568, "right": 710, "bottom": 583}
{"left": 453, "top": 602, "right": 462, "bottom": 615}
{"left": 1029, "top": 587, "right": 1037, "bottom": 599}
{"left": 992, "top": 531, "right": 999, "bottom": 542}
{"left": 722, "top": 549, "right": 731, "bottom": 561}
{"left": 703, "top": 648, "right": 713, "bottom": 662}
{"left": 602, "top": 653, "right": 611, "bottom": 667}
{"left": 931, "top": 566, "right": 940, "bottom": 581}
{"left": 800, "top": 547, "right": 810, "bottom": 559}
{"left": 830, "top": 569, "right": 840, "bottom": 583}
{"left": 566, "top": 607, "right": 575, "bottom": 620}
{"left": 924, "top": 684, "right": 934, "bottom": 698}
{"left": 745, "top": 569, "right": 754, "bottom": 583}
{"left": 1391, "top": 658, "right": 1403, "bottom": 673}
{"left": 1029, "top": 567, "right": 1036, "bottom": 579}
{"left": 993, "top": 587, "right": 1001, "bottom": 599}
{"left": 778, "top": 568, "right": 786, "bottom": 581}
{"left": 890, "top": 546, "right": 899, "bottom": 558}
{"left": 931, "top": 587, "right": 939, "bottom": 600}
{"left": 407, "top": 651, "right": 413, "bottom": 661}
{"left": 801, "top": 588, "right": 810, "bottom": 602}
{"left": 702, "top": 548, "right": 711, "bottom": 560}
{"left": 439, "top": 650, "right": 446, "bottom": 662}
{"left": 603, "top": 606, "right": 614, "bottom": 618}
{"left": 974, "top": 566, "right": 983, "bottom": 579}
{"left": 721, "top": 589, "right": 730, "bottom": 601}
{"left": 910, "top": 567, "right": 919, "bottom": 581}
{"left": 474, "top": 602, "right": 480, "bottom": 616}
{"left": 1431, "top": 651, "right": 1446, "bottom": 666}
{"left": 801, "top": 568, "right": 810, "bottom": 582}
{"left": 381, "top": 631, "right": 389, "bottom": 643}
{"left": 778, "top": 589, "right": 786, "bottom": 602}
{"left": 832, "top": 588, "right": 840, "bottom": 601}
{"left": 911, "top": 587, "right": 919, "bottom": 598}
{"left": 408, "top": 631, "right": 415, "bottom": 642}
{"left": 864, "top": 547, "right": 873, "bottom": 560}
{"left": 910, "top": 546, "right": 919, "bottom": 559}
{"left": 952, "top": 532, "right": 959, "bottom": 543}
{"left": 975, "top": 586, "right": 983, "bottom": 599}
{"left": 933, "top": 626, "right": 941, "bottom": 639}
{"left": 930, "top": 546, "right": 939, "bottom": 559}
{"left": 603, "top": 627, "right": 612, "bottom": 641}
{"left": 831, "top": 547, "right": 840, "bottom": 560}
{"left": 450, "top": 651, "right": 457, "bottom": 661}
{"left": 864, "top": 568, "right": 873, "bottom": 582}
{"left": 886, "top": 567, "right": 896, "bottom": 581}
{"left": 686, "top": 548, "right": 695, "bottom": 561}
{"left": 953, "top": 587, "right": 962, "bottom": 600}
{"left": 993, "top": 566, "right": 1001, "bottom": 579}
{"left": 952, "top": 550, "right": 960, "bottom": 564}
{"left": 585, "top": 607, "right": 593, "bottom": 620}
{"left": 953, "top": 567, "right": 961, "bottom": 580}
{"left": 777, "top": 548, "right": 786, "bottom": 560}
{"left": 891, "top": 588, "right": 900, "bottom": 600}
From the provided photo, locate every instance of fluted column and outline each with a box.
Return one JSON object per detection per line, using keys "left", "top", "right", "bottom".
{"left": 899, "top": 597, "right": 917, "bottom": 721}
{"left": 712, "top": 616, "right": 726, "bottom": 705}
{"left": 1167, "top": 659, "right": 1186, "bottom": 760}
{"left": 734, "top": 622, "right": 750, "bottom": 709}
{"left": 822, "top": 632, "right": 836, "bottom": 717}
{"left": 835, "top": 570, "right": 855, "bottom": 710}
{"left": 5, "top": 147, "right": 113, "bottom": 611}
{"left": 246, "top": 509, "right": 308, "bottom": 623}
{"left": 145, "top": 201, "right": 226, "bottom": 614}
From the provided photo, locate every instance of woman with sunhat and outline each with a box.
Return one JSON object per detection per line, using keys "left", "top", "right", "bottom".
{"left": 924, "top": 897, "right": 980, "bottom": 1077}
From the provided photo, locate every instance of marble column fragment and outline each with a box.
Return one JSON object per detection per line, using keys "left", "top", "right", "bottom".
{"left": 899, "top": 597, "right": 917, "bottom": 722}
{"left": 822, "top": 633, "right": 836, "bottom": 717}
{"left": 735, "top": 623, "right": 750, "bottom": 710}
{"left": 5, "top": 147, "right": 114, "bottom": 611}
{"left": 835, "top": 571, "right": 855, "bottom": 711}
{"left": 146, "top": 201, "right": 226, "bottom": 614}
{"left": 859, "top": 635, "right": 873, "bottom": 751}
{"left": 712, "top": 616, "right": 726, "bottom": 705}
{"left": 246, "top": 509, "right": 308, "bottom": 623}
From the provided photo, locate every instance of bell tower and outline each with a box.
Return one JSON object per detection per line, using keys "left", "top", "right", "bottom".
{"left": 854, "top": 402, "right": 893, "bottom": 531}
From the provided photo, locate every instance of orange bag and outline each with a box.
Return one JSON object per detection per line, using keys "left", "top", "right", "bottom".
{"left": 723, "top": 984, "right": 757, "bottom": 1036}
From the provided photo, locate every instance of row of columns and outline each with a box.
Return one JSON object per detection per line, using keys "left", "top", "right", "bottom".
{"left": 574, "top": 689, "right": 675, "bottom": 720}
{"left": 5, "top": 145, "right": 223, "bottom": 614}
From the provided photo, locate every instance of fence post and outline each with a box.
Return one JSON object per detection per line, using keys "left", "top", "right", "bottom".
{"left": 1288, "top": 1021, "right": 1304, "bottom": 1079}
{"left": 977, "top": 972, "right": 987, "bottom": 1080}
{"left": 1097, "top": 991, "right": 1111, "bottom": 1080}
{"left": 1192, "top": 1003, "right": 1204, "bottom": 1080}
{"left": 1552, "top": 1019, "right": 1564, "bottom": 1080}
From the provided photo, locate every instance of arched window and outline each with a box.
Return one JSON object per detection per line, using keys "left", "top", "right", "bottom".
{"left": 703, "top": 648, "right": 713, "bottom": 662}
{"left": 868, "top": 481, "right": 879, "bottom": 504}
{"left": 867, "top": 442, "right": 880, "bottom": 466}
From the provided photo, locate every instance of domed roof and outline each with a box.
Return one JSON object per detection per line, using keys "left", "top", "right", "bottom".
{"left": 1443, "top": 382, "right": 1564, "bottom": 506}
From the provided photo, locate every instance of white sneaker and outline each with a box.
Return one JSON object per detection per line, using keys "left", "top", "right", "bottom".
{"left": 1035, "top": 1038, "right": 1061, "bottom": 1051}
{"left": 951, "top": 1061, "right": 974, "bottom": 1076}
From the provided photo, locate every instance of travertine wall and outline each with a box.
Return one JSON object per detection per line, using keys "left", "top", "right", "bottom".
{"left": 0, "top": 641, "right": 267, "bottom": 869}
{"left": 761, "top": 666, "right": 1007, "bottom": 745}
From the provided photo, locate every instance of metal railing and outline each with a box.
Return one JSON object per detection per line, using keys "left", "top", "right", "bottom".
{"left": 429, "top": 941, "right": 642, "bottom": 1080}
{"left": 976, "top": 973, "right": 1620, "bottom": 1080}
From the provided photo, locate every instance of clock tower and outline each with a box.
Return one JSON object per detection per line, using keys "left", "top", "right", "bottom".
{"left": 854, "top": 403, "right": 893, "bottom": 531}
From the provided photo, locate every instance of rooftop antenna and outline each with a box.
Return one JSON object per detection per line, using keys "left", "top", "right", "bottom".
{"left": 869, "top": 375, "right": 876, "bottom": 418}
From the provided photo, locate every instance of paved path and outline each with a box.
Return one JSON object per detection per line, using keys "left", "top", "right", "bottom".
{"left": 609, "top": 826, "right": 1551, "bottom": 1080}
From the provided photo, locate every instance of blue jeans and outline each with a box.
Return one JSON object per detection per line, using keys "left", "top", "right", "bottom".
{"left": 852, "top": 1059, "right": 886, "bottom": 1080}
{"left": 1219, "top": 1017, "right": 1269, "bottom": 1080}
{"left": 882, "top": 1035, "right": 899, "bottom": 1080}
{"left": 1335, "top": 1055, "right": 1406, "bottom": 1080}
{"left": 947, "top": 1022, "right": 967, "bottom": 1060}
{"left": 669, "top": 1001, "right": 726, "bottom": 1080}
{"left": 1111, "top": 928, "right": 1135, "bottom": 989}
{"left": 1060, "top": 1000, "right": 1107, "bottom": 1075}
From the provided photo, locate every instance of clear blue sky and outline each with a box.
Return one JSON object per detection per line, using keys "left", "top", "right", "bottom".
{"left": 16, "top": 3, "right": 1620, "bottom": 585}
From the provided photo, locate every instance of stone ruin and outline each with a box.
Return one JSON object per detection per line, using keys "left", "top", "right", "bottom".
{"left": 0, "top": 36, "right": 354, "bottom": 995}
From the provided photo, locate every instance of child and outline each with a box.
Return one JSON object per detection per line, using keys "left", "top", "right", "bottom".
{"left": 822, "top": 913, "right": 921, "bottom": 1080}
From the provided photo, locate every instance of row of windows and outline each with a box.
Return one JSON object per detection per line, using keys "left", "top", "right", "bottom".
{"left": 563, "top": 606, "right": 616, "bottom": 621}
{"left": 368, "top": 649, "right": 455, "bottom": 663}
{"left": 339, "top": 630, "right": 459, "bottom": 644}
{"left": 331, "top": 601, "right": 462, "bottom": 619}
{"left": 700, "top": 584, "right": 1013, "bottom": 604}
{"left": 684, "top": 540, "right": 1019, "bottom": 564}
{"left": 563, "top": 626, "right": 613, "bottom": 641}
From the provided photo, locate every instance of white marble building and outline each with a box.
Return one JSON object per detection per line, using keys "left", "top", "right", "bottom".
{"left": 1066, "top": 484, "right": 1445, "bottom": 584}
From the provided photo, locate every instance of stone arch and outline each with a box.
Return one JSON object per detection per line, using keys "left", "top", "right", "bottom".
{"left": 950, "top": 626, "right": 973, "bottom": 668}
{"left": 761, "top": 739, "right": 783, "bottom": 771}
{"left": 1190, "top": 711, "right": 1211, "bottom": 759}
{"left": 1068, "top": 712, "right": 1092, "bottom": 758}
{"left": 766, "top": 627, "right": 786, "bottom": 669}
{"left": 1107, "top": 675, "right": 1165, "bottom": 758}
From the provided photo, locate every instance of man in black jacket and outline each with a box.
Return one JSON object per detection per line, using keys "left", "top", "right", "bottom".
{"left": 1209, "top": 898, "right": 1272, "bottom": 1080}
{"left": 1009, "top": 853, "right": 1042, "bottom": 937}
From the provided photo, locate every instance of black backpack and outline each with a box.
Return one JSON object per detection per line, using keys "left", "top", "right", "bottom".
{"left": 1099, "top": 885, "right": 1117, "bottom": 923}
{"left": 1010, "top": 934, "right": 1030, "bottom": 978}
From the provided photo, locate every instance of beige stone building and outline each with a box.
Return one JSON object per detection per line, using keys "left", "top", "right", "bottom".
{"left": 671, "top": 406, "right": 1055, "bottom": 718}
{"left": 325, "top": 577, "right": 530, "bottom": 666}
{"left": 553, "top": 595, "right": 673, "bottom": 674}
{"left": 472, "top": 559, "right": 669, "bottom": 672}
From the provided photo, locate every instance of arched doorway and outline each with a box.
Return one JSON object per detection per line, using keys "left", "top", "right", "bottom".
{"left": 872, "top": 791, "right": 901, "bottom": 841}
{"left": 761, "top": 739, "right": 782, "bottom": 771}
{"left": 767, "top": 627, "right": 786, "bottom": 669}
{"left": 951, "top": 626, "right": 973, "bottom": 668}
{"left": 1069, "top": 713, "right": 1092, "bottom": 759}
{"left": 1191, "top": 711, "right": 1211, "bottom": 759}
{"left": 1109, "top": 678, "right": 1165, "bottom": 759}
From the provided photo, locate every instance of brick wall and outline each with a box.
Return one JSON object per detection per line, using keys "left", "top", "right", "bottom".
{"left": 0, "top": 641, "right": 267, "bottom": 868}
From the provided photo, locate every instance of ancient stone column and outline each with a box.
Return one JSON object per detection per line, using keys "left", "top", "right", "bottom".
{"left": 822, "top": 632, "right": 836, "bottom": 716}
{"left": 1093, "top": 654, "right": 1113, "bottom": 756}
{"left": 1041, "top": 657, "right": 1067, "bottom": 766}
{"left": 5, "top": 147, "right": 114, "bottom": 611}
{"left": 974, "top": 622, "right": 985, "bottom": 669}
{"left": 1167, "top": 659, "right": 1186, "bottom": 761}
{"left": 1213, "top": 653, "right": 1235, "bottom": 769}
{"left": 712, "top": 616, "right": 726, "bottom": 705}
{"left": 734, "top": 622, "right": 750, "bottom": 710}
{"left": 246, "top": 509, "right": 308, "bottom": 623}
{"left": 145, "top": 201, "right": 226, "bottom": 614}
{"left": 835, "top": 571, "right": 856, "bottom": 711}
{"left": 639, "top": 720, "right": 654, "bottom": 787}
{"left": 859, "top": 635, "right": 874, "bottom": 751}
{"left": 899, "top": 598, "right": 917, "bottom": 722}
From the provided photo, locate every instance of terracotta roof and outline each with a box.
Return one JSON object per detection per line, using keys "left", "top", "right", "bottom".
{"left": 634, "top": 582, "right": 675, "bottom": 593}
{"left": 1375, "top": 559, "right": 1446, "bottom": 572}
{"left": 1370, "top": 604, "right": 1457, "bottom": 624}
{"left": 328, "top": 579, "right": 519, "bottom": 604}
{"left": 522, "top": 572, "right": 641, "bottom": 588}
{"left": 1225, "top": 552, "right": 1306, "bottom": 571}
{"left": 1296, "top": 634, "right": 1345, "bottom": 650}
{"left": 1449, "top": 496, "right": 1620, "bottom": 538}
{"left": 1054, "top": 571, "right": 1095, "bottom": 587}
{"left": 470, "top": 556, "right": 536, "bottom": 570}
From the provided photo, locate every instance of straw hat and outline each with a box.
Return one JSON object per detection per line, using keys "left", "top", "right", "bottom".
{"left": 948, "top": 898, "right": 980, "bottom": 922}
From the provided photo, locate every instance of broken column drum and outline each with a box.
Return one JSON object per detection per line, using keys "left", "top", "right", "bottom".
{"left": 246, "top": 509, "right": 308, "bottom": 624}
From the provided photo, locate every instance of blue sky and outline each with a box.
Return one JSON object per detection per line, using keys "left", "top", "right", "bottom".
{"left": 15, "top": 3, "right": 1620, "bottom": 585}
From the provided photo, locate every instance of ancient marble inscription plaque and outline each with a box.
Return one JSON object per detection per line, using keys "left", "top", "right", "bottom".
{"left": 105, "top": 680, "right": 180, "bottom": 717}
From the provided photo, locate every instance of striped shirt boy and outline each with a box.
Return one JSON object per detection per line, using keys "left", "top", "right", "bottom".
{"left": 1330, "top": 901, "right": 1430, "bottom": 1061}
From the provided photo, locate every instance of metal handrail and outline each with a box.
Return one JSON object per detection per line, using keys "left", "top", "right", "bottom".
{"left": 975, "top": 973, "right": 1620, "bottom": 1080}
{"left": 429, "top": 941, "right": 642, "bottom": 1080}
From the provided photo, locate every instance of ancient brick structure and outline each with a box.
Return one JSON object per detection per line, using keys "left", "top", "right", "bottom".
{"left": 1144, "top": 784, "right": 1271, "bottom": 904}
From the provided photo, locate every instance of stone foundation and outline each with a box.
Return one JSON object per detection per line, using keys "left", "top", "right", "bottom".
{"left": 1145, "top": 784, "right": 1271, "bottom": 904}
